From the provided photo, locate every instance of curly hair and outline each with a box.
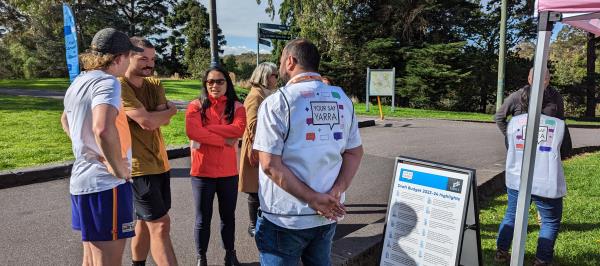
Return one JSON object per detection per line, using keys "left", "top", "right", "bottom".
{"left": 79, "top": 51, "right": 119, "bottom": 71}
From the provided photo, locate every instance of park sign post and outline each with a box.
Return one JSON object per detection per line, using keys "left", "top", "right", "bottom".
{"left": 256, "top": 23, "right": 291, "bottom": 65}
{"left": 366, "top": 67, "right": 396, "bottom": 119}
{"left": 62, "top": 3, "right": 79, "bottom": 83}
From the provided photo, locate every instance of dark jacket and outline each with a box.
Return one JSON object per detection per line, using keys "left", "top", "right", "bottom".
{"left": 494, "top": 85, "right": 572, "bottom": 157}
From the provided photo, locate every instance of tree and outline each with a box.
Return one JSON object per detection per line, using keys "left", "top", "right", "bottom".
{"left": 236, "top": 62, "right": 255, "bottom": 80}
{"left": 549, "top": 27, "right": 588, "bottom": 116}
{"left": 0, "top": 1, "right": 67, "bottom": 78}
{"left": 260, "top": 0, "right": 479, "bottom": 104}
{"left": 165, "top": 0, "right": 225, "bottom": 78}
{"left": 397, "top": 42, "right": 470, "bottom": 109}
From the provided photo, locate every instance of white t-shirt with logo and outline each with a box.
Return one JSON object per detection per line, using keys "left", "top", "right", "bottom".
{"left": 505, "top": 114, "right": 566, "bottom": 198}
{"left": 64, "top": 70, "right": 131, "bottom": 195}
{"left": 253, "top": 72, "right": 362, "bottom": 229}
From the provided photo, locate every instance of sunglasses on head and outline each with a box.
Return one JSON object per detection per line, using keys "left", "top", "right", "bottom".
{"left": 206, "top": 79, "right": 226, "bottom": 85}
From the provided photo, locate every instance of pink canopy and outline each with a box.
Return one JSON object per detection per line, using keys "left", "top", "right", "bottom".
{"left": 537, "top": 0, "right": 600, "bottom": 35}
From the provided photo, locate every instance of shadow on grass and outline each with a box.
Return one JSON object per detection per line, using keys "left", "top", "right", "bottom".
{"left": 0, "top": 95, "right": 63, "bottom": 111}
{"left": 0, "top": 79, "right": 70, "bottom": 90}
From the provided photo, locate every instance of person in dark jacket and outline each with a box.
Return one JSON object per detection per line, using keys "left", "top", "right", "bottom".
{"left": 493, "top": 67, "right": 572, "bottom": 266}
{"left": 494, "top": 67, "right": 572, "bottom": 157}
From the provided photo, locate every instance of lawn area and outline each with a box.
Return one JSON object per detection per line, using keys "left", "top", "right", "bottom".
{"left": 0, "top": 94, "right": 189, "bottom": 171}
{"left": 2, "top": 78, "right": 599, "bottom": 126}
{"left": 355, "top": 103, "right": 493, "bottom": 121}
{"left": 0, "top": 78, "right": 248, "bottom": 102}
{"left": 479, "top": 151, "right": 600, "bottom": 265}
{"left": 0, "top": 95, "right": 72, "bottom": 169}
{"left": 0, "top": 78, "right": 70, "bottom": 91}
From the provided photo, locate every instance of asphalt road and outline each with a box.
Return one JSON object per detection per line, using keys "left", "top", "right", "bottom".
{"left": 1, "top": 118, "right": 598, "bottom": 265}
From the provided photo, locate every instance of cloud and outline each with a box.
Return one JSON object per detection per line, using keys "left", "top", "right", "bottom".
{"left": 222, "top": 45, "right": 272, "bottom": 55}
{"left": 199, "top": 0, "right": 282, "bottom": 38}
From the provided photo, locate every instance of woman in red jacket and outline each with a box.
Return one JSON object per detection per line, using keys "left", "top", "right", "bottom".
{"left": 185, "top": 66, "right": 246, "bottom": 266}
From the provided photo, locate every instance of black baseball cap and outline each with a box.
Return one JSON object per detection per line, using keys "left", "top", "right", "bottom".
{"left": 90, "top": 28, "right": 144, "bottom": 54}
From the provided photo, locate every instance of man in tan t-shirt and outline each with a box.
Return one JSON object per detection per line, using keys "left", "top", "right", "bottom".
{"left": 119, "top": 37, "right": 178, "bottom": 266}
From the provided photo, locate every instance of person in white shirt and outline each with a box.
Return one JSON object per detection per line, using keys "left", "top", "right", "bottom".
{"left": 61, "top": 28, "right": 141, "bottom": 266}
{"left": 495, "top": 113, "right": 571, "bottom": 266}
{"left": 253, "top": 38, "right": 363, "bottom": 266}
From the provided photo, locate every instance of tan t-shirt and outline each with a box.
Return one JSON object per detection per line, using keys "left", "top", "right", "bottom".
{"left": 119, "top": 77, "right": 170, "bottom": 177}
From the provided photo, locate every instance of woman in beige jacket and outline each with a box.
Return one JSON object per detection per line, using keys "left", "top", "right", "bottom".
{"left": 239, "top": 62, "right": 279, "bottom": 237}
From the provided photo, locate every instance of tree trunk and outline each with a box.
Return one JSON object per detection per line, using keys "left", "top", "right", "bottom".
{"left": 586, "top": 32, "right": 596, "bottom": 117}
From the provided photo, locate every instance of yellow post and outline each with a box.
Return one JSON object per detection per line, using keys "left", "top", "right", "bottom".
{"left": 377, "top": 96, "right": 384, "bottom": 120}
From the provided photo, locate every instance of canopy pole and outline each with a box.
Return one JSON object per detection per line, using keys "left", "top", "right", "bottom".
{"left": 496, "top": 0, "right": 508, "bottom": 111}
{"left": 510, "top": 11, "right": 555, "bottom": 266}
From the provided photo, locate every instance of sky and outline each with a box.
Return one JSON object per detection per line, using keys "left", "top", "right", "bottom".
{"left": 198, "top": 0, "right": 283, "bottom": 55}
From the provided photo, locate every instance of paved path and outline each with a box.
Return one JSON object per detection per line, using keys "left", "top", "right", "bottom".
{"left": 1, "top": 118, "right": 598, "bottom": 265}
{"left": 0, "top": 88, "right": 189, "bottom": 109}
{"left": 0, "top": 88, "right": 66, "bottom": 99}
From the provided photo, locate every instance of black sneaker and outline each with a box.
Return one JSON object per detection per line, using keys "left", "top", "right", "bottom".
{"left": 533, "top": 257, "right": 551, "bottom": 266}
{"left": 224, "top": 250, "right": 241, "bottom": 266}
{"left": 197, "top": 253, "right": 207, "bottom": 266}
{"left": 494, "top": 249, "right": 510, "bottom": 263}
{"left": 248, "top": 224, "right": 256, "bottom": 238}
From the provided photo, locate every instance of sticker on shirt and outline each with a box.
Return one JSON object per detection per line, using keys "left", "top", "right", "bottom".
{"left": 301, "top": 91, "right": 315, "bottom": 98}
{"left": 521, "top": 125, "right": 549, "bottom": 144}
{"left": 333, "top": 132, "right": 343, "bottom": 140}
{"left": 519, "top": 123, "right": 555, "bottom": 152}
{"left": 310, "top": 101, "right": 340, "bottom": 130}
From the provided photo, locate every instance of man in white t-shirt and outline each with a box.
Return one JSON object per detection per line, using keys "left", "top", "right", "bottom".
{"left": 61, "top": 28, "right": 142, "bottom": 266}
{"left": 253, "top": 38, "right": 364, "bottom": 266}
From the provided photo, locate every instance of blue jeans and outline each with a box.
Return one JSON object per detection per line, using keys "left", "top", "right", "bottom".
{"left": 496, "top": 188, "right": 563, "bottom": 262}
{"left": 255, "top": 216, "right": 336, "bottom": 266}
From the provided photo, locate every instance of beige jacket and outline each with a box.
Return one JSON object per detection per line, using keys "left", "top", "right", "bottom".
{"left": 239, "top": 86, "right": 273, "bottom": 192}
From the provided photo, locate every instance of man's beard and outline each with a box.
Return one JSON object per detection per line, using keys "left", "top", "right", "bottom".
{"left": 279, "top": 69, "right": 290, "bottom": 83}
{"left": 134, "top": 67, "right": 153, "bottom": 77}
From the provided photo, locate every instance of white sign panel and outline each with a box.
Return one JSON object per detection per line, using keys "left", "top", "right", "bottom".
{"left": 381, "top": 160, "right": 471, "bottom": 266}
{"left": 310, "top": 101, "right": 340, "bottom": 129}
{"left": 369, "top": 70, "right": 395, "bottom": 96}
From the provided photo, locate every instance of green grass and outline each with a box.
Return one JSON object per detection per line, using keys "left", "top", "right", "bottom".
{"left": 0, "top": 78, "right": 70, "bottom": 91}
{"left": 1, "top": 78, "right": 598, "bottom": 125}
{"left": 0, "top": 94, "right": 189, "bottom": 171}
{"left": 162, "top": 79, "right": 202, "bottom": 101}
{"left": 355, "top": 103, "right": 494, "bottom": 121}
{"left": 0, "top": 78, "right": 249, "bottom": 101}
{"left": 0, "top": 95, "right": 72, "bottom": 169}
{"left": 479, "top": 152, "right": 600, "bottom": 265}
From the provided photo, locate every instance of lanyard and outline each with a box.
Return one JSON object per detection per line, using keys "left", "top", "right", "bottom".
{"left": 286, "top": 75, "right": 322, "bottom": 85}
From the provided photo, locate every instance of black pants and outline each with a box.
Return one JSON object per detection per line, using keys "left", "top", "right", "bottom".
{"left": 191, "top": 176, "right": 238, "bottom": 255}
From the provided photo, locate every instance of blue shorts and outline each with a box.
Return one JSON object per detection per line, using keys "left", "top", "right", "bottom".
{"left": 71, "top": 182, "right": 135, "bottom": 241}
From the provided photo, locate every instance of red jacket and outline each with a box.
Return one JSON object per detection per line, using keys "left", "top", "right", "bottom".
{"left": 186, "top": 96, "right": 246, "bottom": 178}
